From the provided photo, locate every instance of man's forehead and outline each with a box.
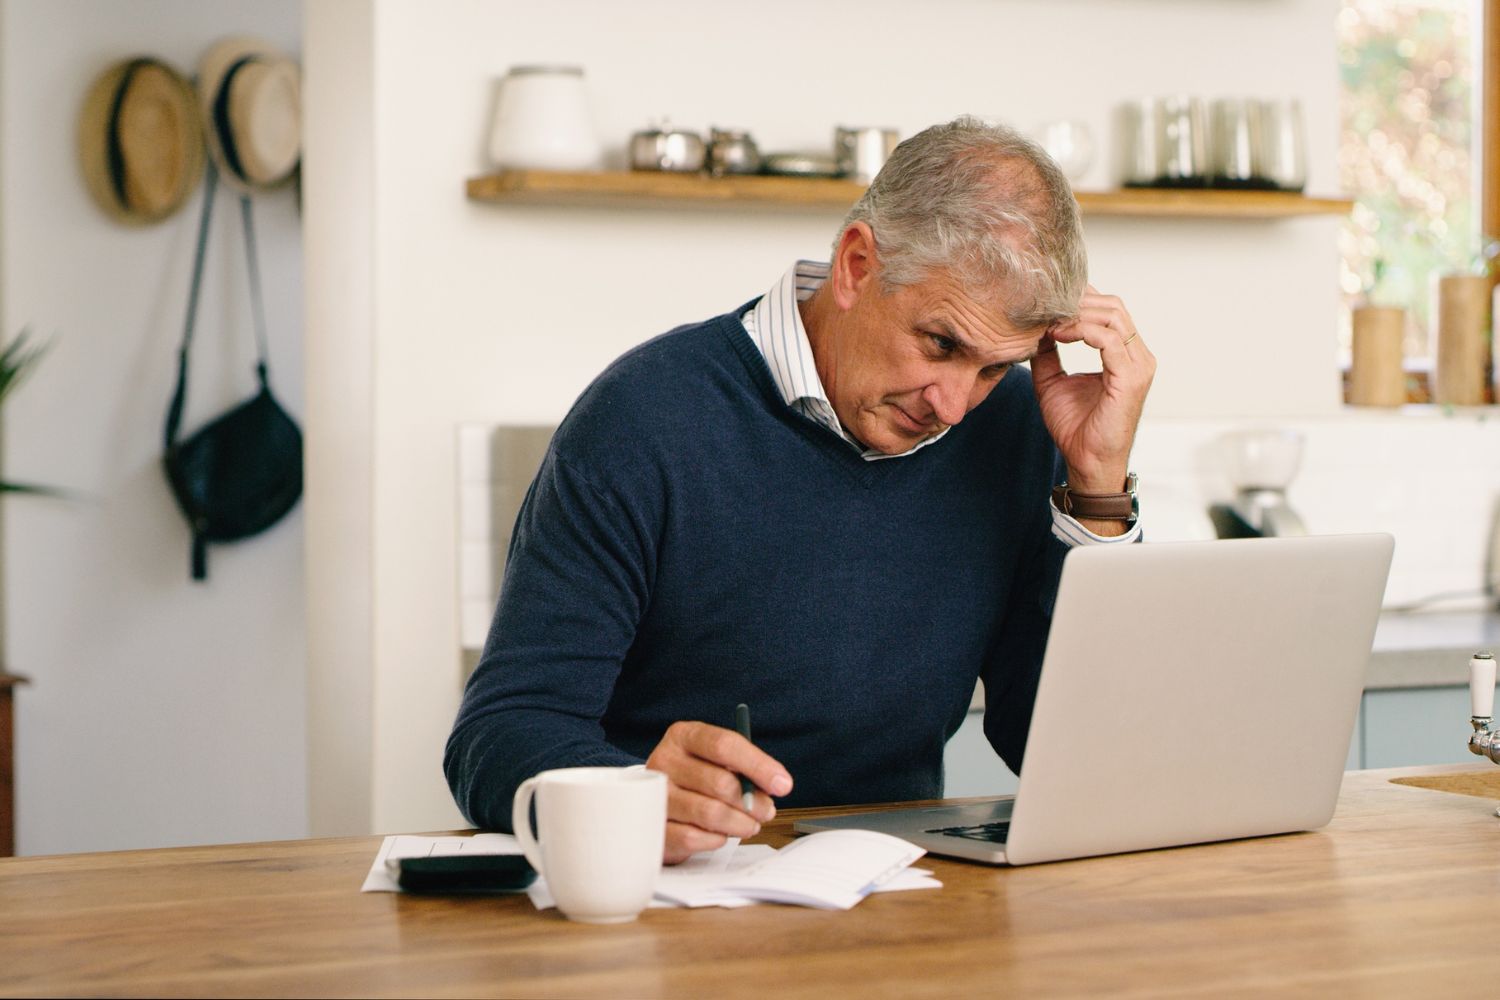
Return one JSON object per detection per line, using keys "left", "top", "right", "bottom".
{"left": 902, "top": 273, "right": 1041, "bottom": 341}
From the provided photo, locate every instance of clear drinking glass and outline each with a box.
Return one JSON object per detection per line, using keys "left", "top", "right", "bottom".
{"left": 1258, "top": 99, "right": 1307, "bottom": 192}
{"left": 1209, "top": 98, "right": 1266, "bottom": 189}
{"left": 1154, "top": 96, "right": 1208, "bottom": 187}
{"left": 1116, "top": 99, "right": 1160, "bottom": 187}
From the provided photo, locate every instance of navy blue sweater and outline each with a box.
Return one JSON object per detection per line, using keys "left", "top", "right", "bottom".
{"left": 444, "top": 307, "right": 1067, "bottom": 831}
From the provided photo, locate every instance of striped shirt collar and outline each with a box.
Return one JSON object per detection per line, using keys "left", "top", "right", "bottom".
{"left": 740, "top": 260, "right": 949, "bottom": 461}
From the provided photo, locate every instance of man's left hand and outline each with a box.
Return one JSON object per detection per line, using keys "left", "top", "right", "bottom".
{"left": 1030, "top": 285, "right": 1156, "bottom": 507}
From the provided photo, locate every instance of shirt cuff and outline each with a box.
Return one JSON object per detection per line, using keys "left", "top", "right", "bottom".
{"left": 1049, "top": 501, "right": 1142, "bottom": 547}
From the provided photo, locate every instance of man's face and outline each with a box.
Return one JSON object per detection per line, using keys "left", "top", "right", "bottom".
{"left": 817, "top": 267, "right": 1046, "bottom": 455}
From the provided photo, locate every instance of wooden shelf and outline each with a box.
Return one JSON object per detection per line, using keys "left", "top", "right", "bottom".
{"left": 1077, "top": 187, "right": 1353, "bottom": 219}
{"left": 466, "top": 169, "right": 1353, "bottom": 219}
{"left": 467, "top": 169, "right": 867, "bottom": 211}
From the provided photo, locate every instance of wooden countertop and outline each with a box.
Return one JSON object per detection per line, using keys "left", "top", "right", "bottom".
{"left": 3, "top": 764, "right": 1499, "bottom": 997}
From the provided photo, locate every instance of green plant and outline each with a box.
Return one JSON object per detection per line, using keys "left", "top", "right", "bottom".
{"left": 0, "top": 329, "right": 55, "bottom": 496}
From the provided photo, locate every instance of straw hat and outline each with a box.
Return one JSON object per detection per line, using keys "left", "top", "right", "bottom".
{"left": 197, "top": 37, "right": 302, "bottom": 193}
{"left": 77, "top": 58, "right": 204, "bottom": 225}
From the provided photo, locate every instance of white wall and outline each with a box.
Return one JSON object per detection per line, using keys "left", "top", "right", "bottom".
{"left": 300, "top": 0, "right": 1361, "bottom": 837}
{"left": 1, "top": 0, "right": 306, "bottom": 854}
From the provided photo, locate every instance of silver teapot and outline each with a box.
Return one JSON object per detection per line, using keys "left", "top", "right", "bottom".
{"left": 707, "top": 128, "right": 761, "bottom": 176}
{"left": 629, "top": 125, "right": 706, "bottom": 172}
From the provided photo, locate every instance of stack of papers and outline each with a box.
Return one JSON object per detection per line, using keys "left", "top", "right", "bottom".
{"left": 362, "top": 829, "right": 939, "bottom": 910}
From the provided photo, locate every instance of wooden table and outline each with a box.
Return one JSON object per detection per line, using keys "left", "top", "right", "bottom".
{"left": 3, "top": 764, "right": 1499, "bottom": 998}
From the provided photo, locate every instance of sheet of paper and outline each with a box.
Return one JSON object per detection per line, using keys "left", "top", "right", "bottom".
{"left": 873, "top": 868, "right": 943, "bottom": 892}
{"left": 524, "top": 833, "right": 935, "bottom": 912}
{"left": 360, "top": 833, "right": 523, "bottom": 893}
{"left": 652, "top": 844, "right": 777, "bottom": 907}
{"left": 698, "top": 837, "right": 740, "bottom": 873}
{"left": 706, "top": 829, "right": 926, "bottom": 910}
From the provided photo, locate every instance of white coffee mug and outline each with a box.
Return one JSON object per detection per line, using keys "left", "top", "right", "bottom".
{"left": 512, "top": 766, "right": 666, "bottom": 923}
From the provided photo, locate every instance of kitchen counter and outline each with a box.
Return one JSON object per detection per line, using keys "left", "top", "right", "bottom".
{"left": 1367, "top": 608, "right": 1500, "bottom": 689}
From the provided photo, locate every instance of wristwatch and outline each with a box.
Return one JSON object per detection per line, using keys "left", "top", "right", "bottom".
{"left": 1051, "top": 473, "right": 1138, "bottom": 521}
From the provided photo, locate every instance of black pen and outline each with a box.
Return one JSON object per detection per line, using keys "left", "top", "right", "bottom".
{"left": 734, "top": 703, "right": 754, "bottom": 812}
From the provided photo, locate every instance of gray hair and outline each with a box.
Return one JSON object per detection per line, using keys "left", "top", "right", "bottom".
{"left": 836, "top": 116, "right": 1088, "bottom": 330}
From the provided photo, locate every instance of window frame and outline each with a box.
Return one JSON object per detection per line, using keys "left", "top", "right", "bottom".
{"left": 1485, "top": 0, "right": 1499, "bottom": 243}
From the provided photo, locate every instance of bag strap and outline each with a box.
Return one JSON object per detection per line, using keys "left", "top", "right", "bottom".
{"left": 163, "top": 163, "right": 276, "bottom": 450}
{"left": 239, "top": 191, "right": 273, "bottom": 388}
{"left": 164, "top": 159, "right": 218, "bottom": 449}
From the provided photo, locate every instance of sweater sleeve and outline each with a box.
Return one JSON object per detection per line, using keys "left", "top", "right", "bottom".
{"left": 979, "top": 470, "right": 1070, "bottom": 775}
{"left": 980, "top": 530, "right": 1067, "bottom": 773}
{"left": 444, "top": 446, "right": 657, "bottom": 831}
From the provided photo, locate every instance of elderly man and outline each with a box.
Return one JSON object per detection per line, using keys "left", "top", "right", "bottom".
{"left": 446, "top": 117, "right": 1155, "bottom": 863}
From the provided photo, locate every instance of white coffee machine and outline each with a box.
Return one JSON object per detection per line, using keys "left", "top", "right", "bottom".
{"left": 1208, "top": 428, "right": 1308, "bottom": 539}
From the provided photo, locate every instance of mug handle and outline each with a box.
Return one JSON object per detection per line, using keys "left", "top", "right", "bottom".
{"left": 511, "top": 776, "right": 545, "bottom": 876}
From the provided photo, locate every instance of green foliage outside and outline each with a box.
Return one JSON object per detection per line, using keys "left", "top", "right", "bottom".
{"left": 1339, "top": 0, "right": 1477, "bottom": 355}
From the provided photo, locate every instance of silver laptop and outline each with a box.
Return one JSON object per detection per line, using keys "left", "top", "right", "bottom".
{"left": 796, "top": 534, "right": 1395, "bottom": 865}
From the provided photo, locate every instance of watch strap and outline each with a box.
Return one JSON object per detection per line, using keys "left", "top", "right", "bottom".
{"left": 1051, "top": 473, "right": 1138, "bottom": 520}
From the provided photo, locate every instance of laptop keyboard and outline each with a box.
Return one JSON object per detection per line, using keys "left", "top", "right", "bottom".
{"left": 926, "top": 820, "right": 1011, "bottom": 844}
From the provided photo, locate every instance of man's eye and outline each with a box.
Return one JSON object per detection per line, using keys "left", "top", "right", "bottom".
{"left": 982, "top": 365, "right": 1010, "bottom": 381}
{"left": 929, "top": 334, "right": 956, "bottom": 354}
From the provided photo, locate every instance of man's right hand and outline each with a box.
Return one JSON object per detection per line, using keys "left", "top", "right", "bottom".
{"left": 645, "top": 721, "right": 794, "bottom": 864}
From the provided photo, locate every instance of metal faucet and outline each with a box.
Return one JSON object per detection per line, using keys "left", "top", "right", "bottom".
{"left": 1467, "top": 652, "right": 1500, "bottom": 818}
{"left": 1467, "top": 651, "right": 1499, "bottom": 764}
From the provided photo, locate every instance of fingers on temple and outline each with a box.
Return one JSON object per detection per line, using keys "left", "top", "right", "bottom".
{"left": 1080, "top": 286, "right": 1123, "bottom": 309}
{"left": 1059, "top": 314, "right": 1146, "bottom": 359}
{"left": 1030, "top": 333, "right": 1065, "bottom": 379}
{"left": 1073, "top": 304, "right": 1135, "bottom": 337}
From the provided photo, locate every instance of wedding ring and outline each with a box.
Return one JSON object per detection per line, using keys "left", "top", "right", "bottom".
{"left": 1122, "top": 332, "right": 1139, "bottom": 347}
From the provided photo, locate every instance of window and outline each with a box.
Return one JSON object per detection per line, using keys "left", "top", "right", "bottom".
{"left": 1338, "top": 0, "right": 1478, "bottom": 365}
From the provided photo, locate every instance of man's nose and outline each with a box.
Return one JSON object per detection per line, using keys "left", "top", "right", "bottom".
{"left": 922, "top": 371, "right": 976, "bottom": 427}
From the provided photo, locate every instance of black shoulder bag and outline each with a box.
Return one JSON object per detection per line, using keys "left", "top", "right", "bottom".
{"left": 163, "top": 161, "right": 303, "bottom": 581}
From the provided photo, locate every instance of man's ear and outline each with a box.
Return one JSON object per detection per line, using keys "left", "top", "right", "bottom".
{"left": 829, "top": 222, "right": 879, "bottom": 311}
